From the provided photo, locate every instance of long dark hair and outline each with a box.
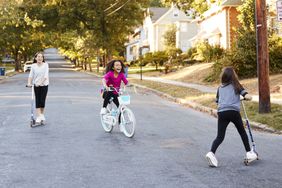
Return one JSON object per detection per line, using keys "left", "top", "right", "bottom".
{"left": 221, "top": 67, "right": 243, "bottom": 94}
{"left": 33, "top": 52, "right": 45, "bottom": 64}
{"left": 105, "top": 59, "right": 125, "bottom": 73}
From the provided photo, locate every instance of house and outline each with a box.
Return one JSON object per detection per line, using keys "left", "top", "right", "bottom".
{"left": 190, "top": 0, "right": 243, "bottom": 49}
{"left": 125, "top": 6, "right": 198, "bottom": 62}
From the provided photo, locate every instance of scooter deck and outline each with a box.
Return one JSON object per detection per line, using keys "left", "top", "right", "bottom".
{"left": 244, "top": 155, "right": 259, "bottom": 166}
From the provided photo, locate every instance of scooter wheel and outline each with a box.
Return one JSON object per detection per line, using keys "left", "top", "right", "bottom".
{"left": 244, "top": 159, "right": 249, "bottom": 166}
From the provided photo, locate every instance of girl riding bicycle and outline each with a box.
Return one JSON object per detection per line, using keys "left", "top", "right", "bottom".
{"left": 100, "top": 60, "right": 128, "bottom": 115}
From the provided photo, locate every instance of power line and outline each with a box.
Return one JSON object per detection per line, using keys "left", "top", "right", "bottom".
{"left": 106, "top": 0, "right": 131, "bottom": 16}
{"left": 104, "top": 0, "right": 121, "bottom": 12}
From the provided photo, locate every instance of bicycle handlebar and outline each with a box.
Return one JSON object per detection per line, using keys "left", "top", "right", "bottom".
{"left": 107, "top": 86, "right": 126, "bottom": 93}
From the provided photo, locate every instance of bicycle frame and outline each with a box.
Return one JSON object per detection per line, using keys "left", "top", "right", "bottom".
{"left": 105, "top": 87, "right": 128, "bottom": 126}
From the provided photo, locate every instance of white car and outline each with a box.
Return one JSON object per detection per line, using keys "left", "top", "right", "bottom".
{"left": 23, "top": 61, "right": 33, "bottom": 72}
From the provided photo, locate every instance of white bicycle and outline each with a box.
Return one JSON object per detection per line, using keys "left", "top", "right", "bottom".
{"left": 100, "top": 87, "right": 136, "bottom": 138}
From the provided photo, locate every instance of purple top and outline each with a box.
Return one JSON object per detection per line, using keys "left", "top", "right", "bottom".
{"left": 104, "top": 71, "right": 128, "bottom": 94}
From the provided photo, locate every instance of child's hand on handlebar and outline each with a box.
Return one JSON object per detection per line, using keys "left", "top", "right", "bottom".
{"left": 244, "top": 94, "right": 252, "bottom": 101}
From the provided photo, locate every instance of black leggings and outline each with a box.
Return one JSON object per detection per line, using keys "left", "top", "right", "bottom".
{"left": 102, "top": 91, "right": 119, "bottom": 108}
{"left": 211, "top": 110, "right": 250, "bottom": 153}
{"left": 34, "top": 86, "right": 48, "bottom": 108}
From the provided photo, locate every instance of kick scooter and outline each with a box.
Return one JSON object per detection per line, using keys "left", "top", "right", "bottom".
{"left": 26, "top": 85, "right": 45, "bottom": 127}
{"left": 241, "top": 99, "right": 259, "bottom": 165}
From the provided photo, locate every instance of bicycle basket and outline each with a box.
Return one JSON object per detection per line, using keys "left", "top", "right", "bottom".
{"left": 118, "top": 95, "right": 130, "bottom": 105}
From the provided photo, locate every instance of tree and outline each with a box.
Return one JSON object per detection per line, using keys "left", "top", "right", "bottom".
{"left": 163, "top": 25, "right": 176, "bottom": 48}
{"left": 150, "top": 0, "right": 165, "bottom": 7}
{"left": 0, "top": 0, "right": 46, "bottom": 71}
{"left": 161, "top": 0, "right": 218, "bottom": 17}
{"left": 53, "top": 0, "right": 150, "bottom": 64}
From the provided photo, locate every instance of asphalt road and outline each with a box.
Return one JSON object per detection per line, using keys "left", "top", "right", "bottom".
{"left": 0, "top": 59, "right": 281, "bottom": 188}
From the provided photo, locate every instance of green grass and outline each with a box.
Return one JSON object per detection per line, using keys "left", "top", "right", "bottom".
{"left": 131, "top": 78, "right": 205, "bottom": 98}
{"left": 131, "top": 78, "right": 282, "bottom": 131}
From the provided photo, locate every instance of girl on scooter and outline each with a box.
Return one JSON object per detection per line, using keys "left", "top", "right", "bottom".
{"left": 205, "top": 67, "right": 257, "bottom": 167}
{"left": 27, "top": 52, "right": 49, "bottom": 124}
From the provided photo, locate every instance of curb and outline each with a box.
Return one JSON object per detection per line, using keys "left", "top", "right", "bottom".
{"left": 0, "top": 70, "right": 17, "bottom": 81}
{"left": 132, "top": 83, "right": 282, "bottom": 135}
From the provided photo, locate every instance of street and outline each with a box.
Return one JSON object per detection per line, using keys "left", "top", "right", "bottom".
{"left": 0, "top": 59, "right": 282, "bottom": 188}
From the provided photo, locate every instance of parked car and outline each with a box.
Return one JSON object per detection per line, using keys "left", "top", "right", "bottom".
{"left": 23, "top": 61, "right": 33, "bottom": 72}
{"left": 1, "top": 58, "right": 15, "bottom": 63}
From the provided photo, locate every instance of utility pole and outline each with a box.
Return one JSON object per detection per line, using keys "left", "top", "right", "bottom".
{"left": 255, "top": 0, "right": 271, "bottom": 113}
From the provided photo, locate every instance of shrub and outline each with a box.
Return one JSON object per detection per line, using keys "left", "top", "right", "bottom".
{"left": 269, "top": 34, "right": 282, "bottom": 73}
{"left": 193, "top": 41, "right": 225, "bottom": 63}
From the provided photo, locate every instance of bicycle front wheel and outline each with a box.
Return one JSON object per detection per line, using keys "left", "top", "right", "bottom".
{"left": 120, "top": 107, "right": 136, "bottom": 138}
{"left": 100, "top": 114, "right": 114, "bottom": 133}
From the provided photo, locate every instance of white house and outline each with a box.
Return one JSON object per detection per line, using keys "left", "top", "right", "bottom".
{"left": 189, "top": 0, "right": 242, "bottom": 49}
{"left": 125, "top": 6, "right": 198, "bottom": 62}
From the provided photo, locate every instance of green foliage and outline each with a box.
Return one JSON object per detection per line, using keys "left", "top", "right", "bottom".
{"left": 161, "top": 0, "right": 217, "bottom": 17}
{"left": 0, "top": 0, "right": 47, "bottom": 70}
{"left": 150, "top": 0, "right": 165, "bottom": 7}
{"left": 206, "top": 30, "right": 257, "bottom": 82}
{"left": 0, "top": 0, "right": 150, "bottom": 71}
{"left": 142, "top": 51, "right": 168, "bottom": 70}
{"left": 186, "top": 46, "right": 197, "bottom": 60}
{"left": 193, "top": 41, "right": 225, "bottom": 63}
{"left": 237, "top": 0, "right": 255, "bottom": 32}
{"left": 163, "top": 25, "right": 176, "bottom": 48}
{"left": 269, "top": 34, "right": 282, "bottom": 73}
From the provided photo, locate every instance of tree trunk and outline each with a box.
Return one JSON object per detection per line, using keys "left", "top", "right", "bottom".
{"left": 256, "top": 0, "right": 271, "bottom": 113}
{"left": 88, "top": 58, "right": 92, "bottom": 72}
{"left": 14, "top": 50, "right": 20, "bottom": 72}
{"left": 97, "top": 50, "right": 100, "bottom": 73}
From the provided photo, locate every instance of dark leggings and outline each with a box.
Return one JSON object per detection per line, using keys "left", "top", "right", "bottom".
{"left": 34, "top": 86, "right": 48, "bottom": 108}
{"left": 103, "top": 91, "right": 119, "bottom": 108}
{"left": 211, "top": 110, "right": 250, "bottom": 153}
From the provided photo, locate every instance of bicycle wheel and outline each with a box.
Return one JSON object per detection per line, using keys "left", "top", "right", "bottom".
{"left": 120, "top": 107, "right": 136, "bottom": 138}
{"left": 100, "top": 113, "right": 114, "bottom": 133}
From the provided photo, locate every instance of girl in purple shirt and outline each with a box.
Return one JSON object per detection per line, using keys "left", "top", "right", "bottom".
{"left": 100, "top": 60, "right": 128, "bottom": 114}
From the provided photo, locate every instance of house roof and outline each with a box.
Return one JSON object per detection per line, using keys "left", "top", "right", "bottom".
{"left": 148, "top": 7, "right": 170, "bottom": 22}
{"left": 200, "top": 0, "right": 242, "bottom": 20}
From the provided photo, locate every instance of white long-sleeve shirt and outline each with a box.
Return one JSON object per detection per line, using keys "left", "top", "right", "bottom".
{"left": 28, "top": 63, "right": 49, "bottom": 86}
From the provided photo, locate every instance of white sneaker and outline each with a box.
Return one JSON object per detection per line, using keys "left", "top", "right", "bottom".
{"left": 206, "top": 152, "right": 218, "bottom": 167}
{"left": 246, "top": 151, "right": 258, "bottom": 162}
{"left": 100, "top": 107, "right": 107, "bottom": 115}
{"left": 119, "top": 124, "right": 124, "bottom": 132}
{"left": 40, "top": 114, "right": 46, "bottom": 121}
{"left": 35, "top": 117, "right": 41, "bottom": 124}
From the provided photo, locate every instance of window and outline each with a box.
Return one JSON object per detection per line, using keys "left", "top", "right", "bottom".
{"left": 173, "top": 9, "right": 179, "bottom": 17}
{"left": 180, "top": 23, "right": 188, "bottom": 32}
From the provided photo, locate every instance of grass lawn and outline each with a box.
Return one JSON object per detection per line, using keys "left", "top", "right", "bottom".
{"left": 130, "top": 78, "right": 282, "bottom": 131}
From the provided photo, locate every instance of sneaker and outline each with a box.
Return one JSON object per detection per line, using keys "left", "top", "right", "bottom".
{"left": 35, "top": 117, "right": 41, "bottom": 124}
{"left": 206, "top": 152, "right": 218, "bottom": 167}
{"left": 100, "top": 107, "right": 107, "bottom": 115}
{"left": 119, "top": 124, "right": 124, "bottom": 132}
{"left": 246, "top": 151, "right": 258, "bottom": 162}
{"left": 40, "top": 114, "right": 46, "bottom": 121}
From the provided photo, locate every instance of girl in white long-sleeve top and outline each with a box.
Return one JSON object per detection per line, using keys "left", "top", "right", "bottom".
{"left": 27, "top": 52, "right": 49, "bottom": 124}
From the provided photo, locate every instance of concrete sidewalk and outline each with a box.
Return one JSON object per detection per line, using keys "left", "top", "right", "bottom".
{"left": 130, "top": 74, "right": 282, "bottom": 105}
